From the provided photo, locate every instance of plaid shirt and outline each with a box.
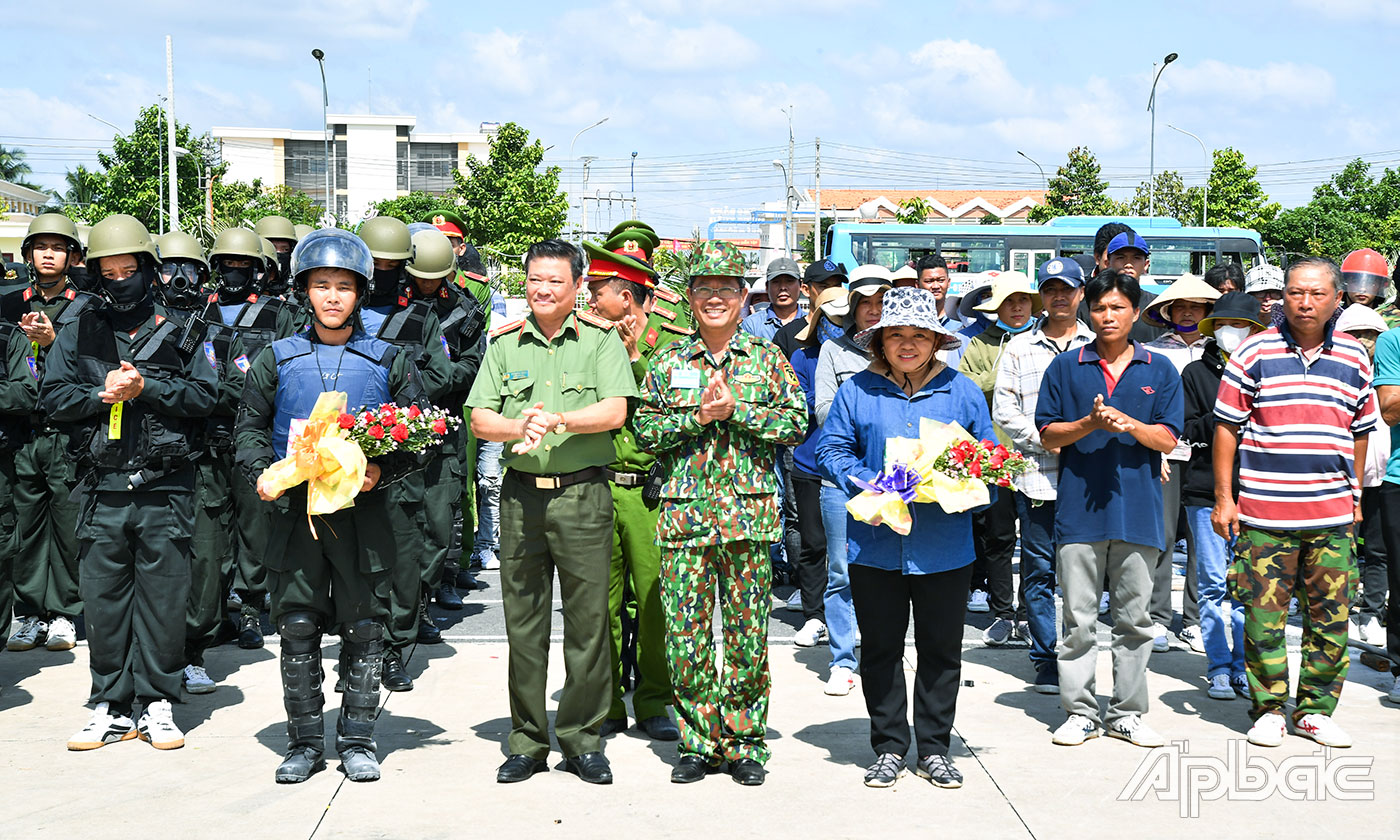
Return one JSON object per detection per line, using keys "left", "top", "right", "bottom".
{"left": 991, "top": 319, "right": 1095, "bottom": 500}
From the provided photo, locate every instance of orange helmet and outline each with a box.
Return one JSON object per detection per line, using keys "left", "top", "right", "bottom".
{"left": 1341, "top": 248, "right": 1390, "bottom": 297}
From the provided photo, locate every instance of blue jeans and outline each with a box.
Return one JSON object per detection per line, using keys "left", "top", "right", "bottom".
{"left": 1185, "top": 506, "right": 1245, "bottom": 679}
{"left": 820, "top": 484, "right": 858, "bottom": 672}
{"left": 474, "top": 440, "right": 503, "bottom": 554}
{"left": 1016, "top": 493, "right": 1058, "bottom": 669}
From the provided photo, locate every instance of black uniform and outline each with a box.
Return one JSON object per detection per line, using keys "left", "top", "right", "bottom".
{"left": 0, "top": 320, "right": 40, "bottom": 631}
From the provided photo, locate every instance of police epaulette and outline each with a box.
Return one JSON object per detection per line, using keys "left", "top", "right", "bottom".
{"left": 652, "top": 304, "right": 678, "bottom": 321}
{"left": 653, "top": 286, "right": 682, "bottom": 304}
{"left": 576, "top": 310, "right": 616, "bottom": 330}
{"left": 490, "top": 318, "right": 525, "bottom": 338}
{"left": 661, "top": 321, "right": 694, "bottom": 336}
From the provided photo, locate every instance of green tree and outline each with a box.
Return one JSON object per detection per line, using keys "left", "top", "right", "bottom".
{"left": 1028, "top": 146, "right": 1119, "bottom": 222}
{"left": 895, "top": 196, "right": 934, "bottom": 225}
{"left": 1262, "top": 159, "right": 1400, "bottom": 261}
{"left": 1124, "top": 170, "right": 1204, "bottom": 226}
{"left": 979, "top": 212, "right": 1003, "bottom": 225}
{"left": 62, "top": 165, "right": 102, "bottom": 209}
{"left": 209, "top": 178, "right": 321, "bottom": 233}
{"left": 799, "top": 215, "right": 833, "bottom": 261}
{"left": 450, "top": 122, "right": 567, "bottom": 255}
{"left": 1207, "top": 147, "right": 1280, "bottom": 230}
{"left": 369, "top": 190, "right": 456, "bottom": 225}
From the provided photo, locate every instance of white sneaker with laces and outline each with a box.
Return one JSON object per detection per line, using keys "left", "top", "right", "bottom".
{"left": 1151, "top": 624, "right": 1171, "bottom": 653}
{"left": 824, "top": 667, "right": 855, "bottom": 696}
{"left": 1246, "top": 713, "right": 1287, "bottom": 747}
{"left": 1106, "top": 714, "right": 1166, "bottom": 747}
{"left": 1206, "top": 673, "right": 1235, "bottom": 701}
{"left": 967, "top": 589, "right": 990, "bottom": 613}
{"left": 67, "top": 702, "right": 138, "bottom": 751}
{"left": 137, "top": 699, "right": 185, "bottom": 750}
{"left": 46, "top": 616, "right": 77, "bottom": 651}
{"left": 477, "top": 549, "right": 500, "bottom": 571}
{"left": 1098, "top": 591, "right": 1111, "bottom": 615}
{"left": 794, "top": 619, "right": 827, "bottom": 647}
{"left": 183, "top": 664, "right": 216, "bottom": 694}
{"left": 1358, "top": 615, "right": 1384, "bottom": 647}
{"left": 1388, "top": 676, "right": 1400, "bottom": 705}
{"left": 1178, "top": 626, "right": 1206, "bottom": 654}
{"left": 7, "top": 616, "right": 47, "bottom": 651}
{"left": 1295, "top": 713, "right": 1351, "bottom": 748}
{"left": 1052, "top": 714, "right": 1099, "bottom": 746}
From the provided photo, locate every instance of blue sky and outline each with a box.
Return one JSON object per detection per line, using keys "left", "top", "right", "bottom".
{"left": 5, "top": 0, "right": 1399, "bottom": 236}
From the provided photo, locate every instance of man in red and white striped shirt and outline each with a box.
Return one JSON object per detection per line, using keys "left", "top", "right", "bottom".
{"left": 1212, "top": 257, "right": 1378, "bottom": 750}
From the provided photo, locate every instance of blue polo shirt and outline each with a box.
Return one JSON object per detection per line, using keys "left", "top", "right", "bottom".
{"left": 740, "top": 306, "right": 803, "bottom": 343}
{"left": 1034, "top": 340, "right": 1184, "bottom": 550}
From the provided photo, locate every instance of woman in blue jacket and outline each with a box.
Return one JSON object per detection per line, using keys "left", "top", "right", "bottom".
{"left": 818, "top": 287, "right": 995, "bottom": 790}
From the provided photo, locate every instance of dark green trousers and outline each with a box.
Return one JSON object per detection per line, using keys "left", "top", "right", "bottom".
{"left": 500, "top": 471, "right": 613, "bottom": 759}
{"left": 607, "top": 481, "right": 673, "bottom": 722}
{"left": 186, "top": 455, "right": 232, "bottom": 667}
{"left": 421, "top": 449, "right": 463, "bottom": 587}
{"left": 78, "top": 483, "right": 194, "bottom": 705}
{"left": 264, "top": 486, "right": 391, "bottom": 629}
{"left": 0, "top": 456, "right": 17, "bottom": 632}
{"left": 12, "top": 431, "right": 81, "bottom": 620}
{"left": 385, "top": 473, "right": 426, "bottom": 651}
{"left": 229, "top": 466, "right": 269, "bottom": 610}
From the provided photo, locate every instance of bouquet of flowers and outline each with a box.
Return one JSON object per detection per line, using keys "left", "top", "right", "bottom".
{"left": 337, "top": 402, "right": 461, "bottom": 459}
{"left": 931, "top": 439, "right": 1029, "bottom": 490}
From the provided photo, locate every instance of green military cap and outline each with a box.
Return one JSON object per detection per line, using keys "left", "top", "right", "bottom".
{"left": 423, "top": 209, "right": 468, "bottom": 241}
{"left": 687, "top": 240, "right": 746, "bottom": 279}
{"left": 582, "top": 239, "right": 655, "bottom": 287}
{"left": 605, "top": 220, "right": 661, "bottom": 261}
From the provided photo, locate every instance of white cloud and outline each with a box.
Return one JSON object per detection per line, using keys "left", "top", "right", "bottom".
{"left": 290, "top": 0, "right": 429, "bottom": 39}
{"left": 1168, "top": 59, "right": 1335, "bottom": 108}
{"left": 1290, "top": 0, "right": 1400, "bottom": 24}
{"left": 470, "top": 30, "right": 546, "bottom": 97}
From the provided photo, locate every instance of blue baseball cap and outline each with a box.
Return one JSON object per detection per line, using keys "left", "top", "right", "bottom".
{"left": 1037, "top": 257, "right": 1085, "bottom": 289}
{"left": 1106, "top": 231, "right": 1150, "bottom": 257}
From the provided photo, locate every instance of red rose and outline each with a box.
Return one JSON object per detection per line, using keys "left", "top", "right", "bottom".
{"left": 338, "top": 413, "right": 355, "bottom": 429}
{"left": 408, "top": 404, "right": 422, "bottom": 420}
{"left": 368, "top": 425, "right": 385, "bottom": 440}
{"left": 997, "top": 476, "right": 1011, "bottom": 487}
{"left": 433, "top": 418, "right": 448, "bottom": 435}
{"left": 969, "top": 461, "right": 983, "bottom": 478}
{"left": 994, "top": 444, "right": 1009, "bottom": 459}
{"left": 989, "top": 453, "right": 1005, "bottom": 470}
{"left": 391, "top": 423, "right": 410, "bottom": 443}
{"left": 381, "top": 407, "right": 397, "bottom": 425}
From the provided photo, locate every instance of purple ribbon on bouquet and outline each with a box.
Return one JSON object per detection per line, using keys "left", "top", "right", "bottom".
{"left": 849, "top": 462, "right": 920, "bottom": 501}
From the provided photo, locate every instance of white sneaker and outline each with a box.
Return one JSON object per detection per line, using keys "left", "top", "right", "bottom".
{"left": 1388, "top": 675, "right": 1400, "bottom": 705}
{"left": 794, "top": 619, "right": 827, "bottom": 647}
{"left": 1358, "top": 615, "right": 1384, "bottom": 647}
{"left": 45, "top": 616, "right": 77, "bottom": 651}
{"left": 1246, "top": 713, "right": 1287, "bottom": 747}
{"left": 824, "top": 667, "right": 855, "bottom": 696}
{"left": 1151, "top": 624, "right": 1172, "bottom": 653}
{"left": 183, "top": 664, "right": 216, "bottom": 695}
{"left": 67, "top": 702, "right": 138, "bottom": 751}
{"left": 476, "top": 549, "right": 500, "bottom": 571}
{"left": 967, "top": 589, "right": 990, "bottom": 613}
{"left": 1288, "top": 597, "right": 1299, "bottom": 616}
{"left": 1106, "top": 714, "right": 1166, "bottom": 747}
{"left": 784, "top": 590, "right": 803, "bottom": 611}
{"left": 136, "top": 699, "right": 185, "bottom": 750}
{"left": 1052, "top": 714, "right": 1099, "bottom": 746}
{"left": 7, "top": 616, "right": 47, "bottom": 651}
{"left": 1295, "top": 713, "right": 1352, "bottom": 748}
{"left": 1206, "top": 673, "right": 1235, "bottom": 701}
{"left": 1098, "top": 591, "right": 1111, "bottom": 615}
{"left": 1178, "top": 626, "right": 1206, "bottom": 654}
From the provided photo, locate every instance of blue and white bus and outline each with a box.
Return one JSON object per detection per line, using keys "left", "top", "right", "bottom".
{"left": 823, "top": 216, "right": 1263, "bottom": 282}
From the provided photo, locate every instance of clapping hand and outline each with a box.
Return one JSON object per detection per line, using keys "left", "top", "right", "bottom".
{"left": 99, "top": 361, "right": 145, "bottom": 404}
{"left": 19, "top": 311, "right": 55, "bottom": 347}
{"left": 617, "top": 313, "right": 643, "bottom": 362}
{"left": 1090, "top": 394, "right": 1134, "bottom": 433}
{"left": 512, "top": 401, "right": 554, "bottom": 454}
{"left": 696, "top": 371, "right": 735, "bottom": 425}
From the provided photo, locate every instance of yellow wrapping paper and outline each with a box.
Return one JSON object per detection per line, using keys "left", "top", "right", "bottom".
{"left": 258, "top": 392, "right": 368, "bottom": 529}
{"left": 845, "top": 419, "right": 990, "bottom": 533}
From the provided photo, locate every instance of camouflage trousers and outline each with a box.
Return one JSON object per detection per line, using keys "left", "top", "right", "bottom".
{"left": 1234, "top": 526, "right": 1354, "bottom": 722}
{"left": 660, "top": 539, "right": 772, "bottom": 765}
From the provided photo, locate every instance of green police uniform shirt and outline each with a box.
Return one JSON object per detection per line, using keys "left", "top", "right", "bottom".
{"left": 466, "top": 309, "right": 638, "bottom": 475}
{"left": 633, "top": 329, "right": 807, "bottom": 548}
{"left": 610, "top": 312, "right": 692, "bottom": 474}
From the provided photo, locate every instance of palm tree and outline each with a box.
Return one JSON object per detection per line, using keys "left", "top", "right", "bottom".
{"left": 0, "top": 145, "right": 33, "bottom": 183}
{"left": 63, "top": 165, "right": 101, "bottom": 208}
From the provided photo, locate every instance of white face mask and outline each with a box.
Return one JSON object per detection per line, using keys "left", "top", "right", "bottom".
{"left": 1214, "top": 325, "right": 1252, "bottom": 354}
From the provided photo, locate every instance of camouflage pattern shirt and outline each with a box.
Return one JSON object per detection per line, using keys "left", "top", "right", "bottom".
{"left": 634, "top": 328, "right": 807, "bottom": 548}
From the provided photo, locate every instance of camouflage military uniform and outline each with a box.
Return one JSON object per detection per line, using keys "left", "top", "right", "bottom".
{"left": 633, "top": 327, "right": 806, "bottom": 765}
{"left": 1376, "top": 300, "right": 1400, "bottom": 330}
{"left": 1232, "top": 528, "right": 1355, "bottom": 721}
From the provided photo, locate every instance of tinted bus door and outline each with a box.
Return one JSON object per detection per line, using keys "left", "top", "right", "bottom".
{"left": 1010, "top": 248, "right": 1055, "bottom": 279}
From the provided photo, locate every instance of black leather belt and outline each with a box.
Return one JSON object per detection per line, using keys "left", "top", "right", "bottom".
{"left": 509, "top": 465, "right": 604, "bottom": 491}
{"left": 604, "top": 469, "right": 645, "bottom": 487}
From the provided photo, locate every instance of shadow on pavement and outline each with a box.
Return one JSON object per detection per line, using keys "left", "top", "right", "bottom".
{"left": 180, "top": 685, "right": 247, "bottom": 735}
{"left": 790, "top": 717, "right": 872, "bottom": 768}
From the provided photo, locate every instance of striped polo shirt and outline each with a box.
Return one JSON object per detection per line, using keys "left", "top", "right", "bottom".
{"left": 1214, "top": 321, "right": 1378, "bottom": 530}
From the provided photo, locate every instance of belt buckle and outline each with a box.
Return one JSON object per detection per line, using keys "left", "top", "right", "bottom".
{"left": 534, "top": 475, "right": 560, "bottom": 490}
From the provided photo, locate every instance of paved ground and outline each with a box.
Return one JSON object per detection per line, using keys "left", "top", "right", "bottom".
{"left": 2, "top": 568, "right": 1397, "bottom": 839}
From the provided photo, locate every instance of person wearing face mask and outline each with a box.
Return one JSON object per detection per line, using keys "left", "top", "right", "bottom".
{"left": 2, "top": 213, "right": 101, "bottom": 655}
{"left": 960, "top": 271, "right": 1040, "bottom": 643}
{"left": 254, "top": 215, "right": 300, "bottom": 298}
{"left": 1180, "top": 293, "right": 1266, "bottom": 703}
{"left": 41, "top": 213, "right": 218, "bottom": 753}
{"left": 208, "top": 226, "right": 302, "bottom": 651}
{"left": 1142, "top": 275, "right": 1221, "bottom": 654}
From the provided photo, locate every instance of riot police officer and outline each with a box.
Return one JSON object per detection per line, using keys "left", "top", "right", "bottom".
{"left": 0, "top": 314, "right": 40, "bottom": 635}
{"left": 43, "top": 214, "right": 217, "bottom": 751}
{"left": 254, "top": 215, "right": 300, "bottom": 293}
{"left": 235, "top": 228, "right": 426, "bottom": 784}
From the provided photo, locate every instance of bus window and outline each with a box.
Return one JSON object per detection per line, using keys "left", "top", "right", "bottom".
{"left": 938, "top": 238, "right": 1006, "bottom": 273}
{"left": 1140, "top": 237, "right": 1217, "bottom": 277}
{"left": 1057, "top": 237, "right": 1094, "bottom": 259}
{"left": 852, "top": 233, "right": 940, "bottom": 270}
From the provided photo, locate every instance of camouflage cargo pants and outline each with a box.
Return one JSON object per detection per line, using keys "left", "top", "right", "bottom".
{"left": 1234, "top": 526, "right": 1354, "bottom": 722}
{"left": 660, "top": 539, "right": 772, "bottom": 765}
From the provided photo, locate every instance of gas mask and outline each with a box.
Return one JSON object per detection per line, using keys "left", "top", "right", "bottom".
{"left": 158, "top": 260, "right": 207, "bottom": 310}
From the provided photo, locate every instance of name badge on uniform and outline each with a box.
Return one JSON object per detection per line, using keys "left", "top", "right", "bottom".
{"left": 505, "top": 370, "right": 529, "bottom": 381}
{"left": 670, "top": 367, "right": 702, "bottom": 389}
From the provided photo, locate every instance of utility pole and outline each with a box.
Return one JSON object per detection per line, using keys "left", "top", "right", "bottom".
{"left": 813, "top": 137, "right": 821, "bottom": 261}
{"left": 786, "top": 104, "right": 795, "bottom": 256}
{"left": 167, "top": 35, "right": 179, "bottom": 232}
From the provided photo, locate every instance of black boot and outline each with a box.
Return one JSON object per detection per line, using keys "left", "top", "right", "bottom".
{"left": 338, "top": 619, "right": 383, "bottom": 782}
{"left": 416, "top": 598, "right": 442, "bottom": 645}
{"left": 437, "top": 561, "right": 464, "bottom": 610}
{"left": 275, "top": 612, "right": 325, "bottom": 784}
{"left": 238, "top": 606, "right": 264, "bottom": 649}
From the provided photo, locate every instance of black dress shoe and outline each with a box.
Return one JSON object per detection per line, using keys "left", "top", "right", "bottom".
{"left": 497, "top": 754, "right": 548, "bottom": 783}
{"left": 416, "top": 616, "right": 443, "bottom": 645}
{"left": 670, "top": 755, "right": 719, "bottom": 784}
{"left": 728, "top": 758, "right": 766, "bottom": 786}
{"left": 436, "top": 583, "right": 464, "bottom": 610}
{"left": 382, "top": 653, "right": 413, "bottom": 692}
{"left": 560, "top": 751, "right": 613, "bottom": 785}
{"left": 600, "top": 717, "right": 628, "bottom": 737}
{"left": 237, "top": 612, "right": 264, "bottom": 649}
{"left": 638, "top": 715, "right": 680, "bottom": 741}
{"left": 455, "top": 569, "right": 480, "bottom": 591}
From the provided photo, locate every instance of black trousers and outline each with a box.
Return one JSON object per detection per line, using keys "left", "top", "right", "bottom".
{"left": 1358, "top": 486, "right": 1388, "bottom": 618}
{"left": 970, "top": 487, "right": 1018, "bottom": 619}
{"left": 790, "top": 469, "right": 827, "bottom": 623}
{"left": 850, "top": 561, "right": 972, "bottom": 758}
{"left": 1373, "top": 484, "right": 1400, "bottom": 660}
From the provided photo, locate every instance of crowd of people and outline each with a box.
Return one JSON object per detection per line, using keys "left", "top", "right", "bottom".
{"left": 0, "top": 209, "right": 1396, "bottom": 791}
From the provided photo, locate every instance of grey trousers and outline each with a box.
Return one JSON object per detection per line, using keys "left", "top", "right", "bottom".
{"left": 1058, "top": 540, "right": 1154, "bottom": 726}
{"left": 1151, "top": 462, "right": 1197, "bottom": 629}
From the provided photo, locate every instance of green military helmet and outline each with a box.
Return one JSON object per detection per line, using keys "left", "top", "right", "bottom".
{"left": 688, "top": 240, "right": 747, "bottom": 279}
{"left": 154, "top": 231, "right": 209, "bottom": 271}
{"left": 260, "top": 237, "right": 279, "bottom": 271}
{"left": 358, "top": 215, "right": 412, "bottom": 261}
{"left": 22, "top": 212, "right": 83, "bottom": 256}
{"left": 407, "top": 229, "right": 456, "bottom": 281}
{"left": 209, "top": 226, "right": 265, "bottom": 262}
{"left": 254, "top": 214, "right": 298, "bottom": 244}
{"left": 85, "top": 213, "right": 159, "bottom": 266}
{"left": 294, "top": 223, "right": 315, "bottom": 240}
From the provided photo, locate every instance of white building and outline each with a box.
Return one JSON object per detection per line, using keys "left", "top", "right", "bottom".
{"left": 1, "top": 180, "right": 71, "bottom": 263}
{"left": 211, "top": 115, "right": 495, "bottom": 224}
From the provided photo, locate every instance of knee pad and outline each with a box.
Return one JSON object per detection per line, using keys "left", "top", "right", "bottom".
{"left": 342, "top": 618, "right": 382, "bottom": 645}
{"left": 278, "top": 611, "right": 323, "bottom": 654}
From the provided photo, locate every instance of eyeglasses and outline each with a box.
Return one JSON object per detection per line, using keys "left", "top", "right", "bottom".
{"left": 691, "top": 285, "right": 744, "bottom": 300}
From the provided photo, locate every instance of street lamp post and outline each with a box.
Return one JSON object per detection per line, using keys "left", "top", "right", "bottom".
{"left": 1017, "top": 150, "right": 1048, "bottom": 192}
{"left": 772, "top": 160, "right": 791, "bottom": 258}
{"left": 1147, "top": 52, "right": 1179, "bottom": 220}
{"left": 1167, "top": 124, "right": 1209, "bottom": 228}
{"left": 569, "top": 117, "right": 609, "bottom": 236}
{"left": 312, "top": 49, "right": 330, "bottom": 219}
